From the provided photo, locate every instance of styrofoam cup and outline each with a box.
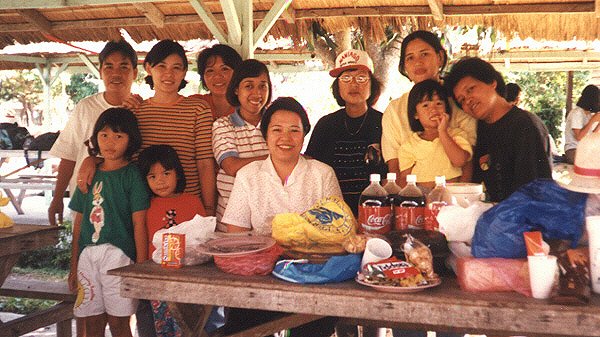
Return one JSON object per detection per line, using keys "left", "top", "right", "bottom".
{"left": 361, "top": 238, "right": 392, "bottom": 270}
{"left": 586, "top": 216, "right": 600, "bottom": 293}
{"left": 527, "top": 255, "right": 558, "bottom": 299}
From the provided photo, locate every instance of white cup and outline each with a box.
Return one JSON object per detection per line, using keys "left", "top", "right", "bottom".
{"left": 361, "top": 238, "right": 392, "bottom": 270}
{"left": 586, "top": 216, "right": 600, "bottom": 293}
{"left": 527, "top": 255, "right": 558, "bottom": 299}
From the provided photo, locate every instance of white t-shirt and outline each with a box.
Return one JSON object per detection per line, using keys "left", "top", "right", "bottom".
{"left": 221, "top": 156, "right": 342, "bottom": 235}
{"left": 50, "top": 93, "right": 116, "bottom": 193}
{"left": 564, "top": 106, "right": 591, "bottom": 151}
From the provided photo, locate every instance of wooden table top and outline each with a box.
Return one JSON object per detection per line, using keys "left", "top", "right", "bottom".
{"left": 111, "top": 261, "right": 600, "bottom": 337}
{"left": 0, "top": 224, "right": 59, "bottom": 258}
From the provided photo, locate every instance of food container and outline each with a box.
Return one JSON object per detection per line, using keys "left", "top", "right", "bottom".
{"left": 161, "top": 233, "right": 185, "bottom": 268}
{"left": 386, "top": 229, "right": 451, "bottom": 275}
{"left": 214, "top": 244, "right": 283, "bottom": 275}
{"left": 446, "top": 183, "right": 484, "bottom": 207}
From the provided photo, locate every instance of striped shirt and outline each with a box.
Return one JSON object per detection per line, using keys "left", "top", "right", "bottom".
{"left": 212, "top": 110, "right": 268, "bottom": 230}
{"left": 134, "top": 95, "right": 214, "bottom": 196}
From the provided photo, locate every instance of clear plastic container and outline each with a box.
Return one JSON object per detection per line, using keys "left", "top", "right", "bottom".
{"left": 424, "top": 176, "right": 455, "bottom": 231}
{"left": 395, "top": 174, "right": 426, "bottom": 230}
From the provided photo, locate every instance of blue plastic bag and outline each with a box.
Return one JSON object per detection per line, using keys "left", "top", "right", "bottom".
{"left": 272, "top": 254, "right": 361, "bottom": 284}
{"left": 472, "top": 179, "right": 587, "bottom": 258}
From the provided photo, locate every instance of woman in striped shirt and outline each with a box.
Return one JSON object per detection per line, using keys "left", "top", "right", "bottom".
{"left": 211, "top": 59, "right": 272, "bottom": 231}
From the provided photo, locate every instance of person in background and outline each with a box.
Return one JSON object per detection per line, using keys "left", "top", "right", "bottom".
{"left": 445, "top": 57, "right": 552, "bottom": 202}
{"left": 222, "top": 96, "right": 340, "bottom": 337}
{"left": 68, "top": 108, "right": 148, "bottom": 337}
{"left": 564, "top": 84, "right": 600, "bottom": 164}
{"left": 505, "top": 82, "right": 522, "bottom": 106}
{"left": 306, "top": 49, "right": 387, "bottom": 217}
{"left": 399, "top": 79, "right": 471, "bottom": 190}
{"left": 382, "top": 30, "right": 476, "bottom": 186}
{"left": 194, "top": 44, "right": 243, "bottom": 119}
{"left": 212, "top": 59, "right": 271, "bottom": 232}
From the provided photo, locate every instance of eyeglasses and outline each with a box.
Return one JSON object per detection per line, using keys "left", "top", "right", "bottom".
{"left": 339, "top": 74, "right": 370, "bottom": 84}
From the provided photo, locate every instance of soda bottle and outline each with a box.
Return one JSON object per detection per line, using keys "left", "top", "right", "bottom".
{"left": 383, "top": 172, "right": 401, "bottom": 229}
{"left": 395, "top": 174, "right": 426, "bottom": 230}
{"left": 358, "top": 174, "right": 392, "bottom": 234}
{"left": 424, "top": 176, "right": 455, "bottom": 231}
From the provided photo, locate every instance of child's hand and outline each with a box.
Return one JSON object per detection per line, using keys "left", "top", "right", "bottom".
{"left": 122, "top": 94, "right": 143, "bottom": 110}
{"left": 436, "top": 112, "right": 450, "bottom": 132}
{"left": 68, "top": 270, "right": 79, "bottom": 293}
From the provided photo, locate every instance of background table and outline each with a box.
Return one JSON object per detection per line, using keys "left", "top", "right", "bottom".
{"left": 111, "top": 261, "right": 600, "bottom": 337}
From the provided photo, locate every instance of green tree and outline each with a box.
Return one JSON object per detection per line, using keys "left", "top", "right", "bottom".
{"left": 0, "top": 70, "right": 43, "bottom": 126}
{"left": 65, "top": 73, "right": 98, "bottom": 104}
{"left": 505, "top": 71, "right": 590, "bottom": 146}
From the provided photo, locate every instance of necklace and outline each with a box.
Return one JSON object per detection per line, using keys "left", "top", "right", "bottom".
{"left": 344, "top": 110, "right": 368, "bottom": 136}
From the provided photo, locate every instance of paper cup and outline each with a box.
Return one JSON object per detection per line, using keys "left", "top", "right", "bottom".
{"left": 527, "top": 255, "right": 558, "bottom": 299}
{"left": 586, "top": 216, "right": 600, "bottom": 293}
{"left": 361, "top": 238, "right": 392, "bottom": 270}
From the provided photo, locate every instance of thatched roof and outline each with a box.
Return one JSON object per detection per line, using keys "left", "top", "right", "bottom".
{"left": 0, "top": 0, "right": 598, "bottom": 71}
{"left": 0, "top": 0, "right": 597, "bottom": 47}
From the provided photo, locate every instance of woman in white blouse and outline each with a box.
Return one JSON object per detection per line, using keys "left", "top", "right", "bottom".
{"left": 222, "top": 97, "right": 342, "bottom": 235}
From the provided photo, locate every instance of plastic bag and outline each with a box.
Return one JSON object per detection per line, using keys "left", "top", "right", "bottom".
{"left": 402, "top": 234, "right": 437, "bottom": 280}
{"left": 151, "top": 214, "right": 216, "bottom": 265}
{"left": 272, "top": 254, "right": 361, "bottom": 284}
{"left": 472, "top": 179, "right": 587, "bottom": 258}
{"left": 437, "top": 202, "right": 493, "bottom": 244}
{"left": 271, "top": 196, "right": 358, "bottom": 254}
{"left": 456, "top": 257, "right": 531, "bottom": 296}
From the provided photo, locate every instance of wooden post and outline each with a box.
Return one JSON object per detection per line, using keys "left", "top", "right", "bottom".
{"left": 566, "top": 71, "right": 574, "bottom": 114}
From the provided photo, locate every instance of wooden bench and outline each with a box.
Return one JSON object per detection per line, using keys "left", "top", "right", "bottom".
{"left": 0, "top": 176, "right": 56, "bottom": 215}
{"left": 0, "top": 278, "right": 74, "bottom": 337}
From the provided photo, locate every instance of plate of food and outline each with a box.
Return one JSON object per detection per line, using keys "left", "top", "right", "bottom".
{"left": 355, "top": 272, "right": 441, "bottom": 293}
{"left": 197, "top": 236, "right": 276, "bottom": 257}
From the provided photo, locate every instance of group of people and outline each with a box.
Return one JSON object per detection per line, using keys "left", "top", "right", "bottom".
{"left": 47, "top": 28, "right": 560, "bottom": 337}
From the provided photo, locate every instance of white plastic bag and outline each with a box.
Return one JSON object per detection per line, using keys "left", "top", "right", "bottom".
{"left": 151, "top": 214, "right": 217, "bottom": 266}
{"left": 437, "top": 202, "right": 493, "bottom": 244}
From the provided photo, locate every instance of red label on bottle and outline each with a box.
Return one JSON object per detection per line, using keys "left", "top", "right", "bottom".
{"left": 424, "top": 202, "right": 445, "bottom": 231}
{"left": 395, "top": 206, "right": 424, "bottom": 230}
{"left": 358, "top": 205, "right": 392, "bottom": 234}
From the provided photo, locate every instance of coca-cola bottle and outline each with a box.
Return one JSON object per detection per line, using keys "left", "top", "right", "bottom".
{"left": 424, "top": 176, "right": 455, "bottom": 231}
{"left": 395, "top": 174, "right": 426, "bottom": 230}
{"left": 383, "top": 172, "right": 401, "bottom": 228}
{"left": 358, "top": 174, "right": 392, "bottom": 234}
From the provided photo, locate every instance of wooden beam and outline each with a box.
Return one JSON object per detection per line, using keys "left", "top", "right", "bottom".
{"left": 188, "top": 0, "right": 227, "bottom": 43}
{"left": 254, "top": 0, "right": 292, "bottom": 46}
{"left": 78, "top": 53, "right": 100, "bottom": 78}
{"left": 281, "top": 6, "right": 296, "bottom": 24}
{"left": 596, "top": 0, "right": 600, "bottom": 17}
{"left": 240, "top": 0, "right": 253, "bottom": 59}
{"left": 16, "top": 9, "right": 52, "bottom": 33}
{"left": 0, "top": 0, "right": 157, "bottom": 9}
{"left": 132, "top": 2, "right": 165, "bottom": 29}
{"left": 427, "top": 0, "right": 445, "bottom": 21}
{"left": 220, "top": 0, "right": 241, "bottom": 46}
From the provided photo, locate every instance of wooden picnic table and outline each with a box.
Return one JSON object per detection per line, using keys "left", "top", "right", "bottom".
{"left": 0, "top": 224, "right": 73, "bottom": 337}
{"left": 111, "top": 261, "right": 600, "bottom": 337}
{"left": 0, "top": 150, "right": 56, "bottom": 215}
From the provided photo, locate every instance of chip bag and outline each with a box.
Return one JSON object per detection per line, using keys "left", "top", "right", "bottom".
{"left": 271, "top": 196, "right": 357, "bottom": 254}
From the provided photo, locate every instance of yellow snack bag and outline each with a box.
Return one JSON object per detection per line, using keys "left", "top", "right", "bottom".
{"left": 272, "top": 196, "right": 357, "bottom": 254}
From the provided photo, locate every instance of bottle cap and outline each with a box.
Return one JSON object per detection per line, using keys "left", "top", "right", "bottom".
{"left": 386, "top": 172, "right": 397, "bottom": 181}
{"left": 406, "top": 174, "right": 417, "bottom": 183}
{"left": 370, "top": 173, "right": 381, "bottom": 182}
{"left": 435, "top": 176, "right": 446, "bottom": 185}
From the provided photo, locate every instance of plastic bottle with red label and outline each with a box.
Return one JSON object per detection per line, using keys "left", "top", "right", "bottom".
{"left": 358, "top": 174, "right": 392, "bottom": 234}
{"left": 382, "top": 172, "right": 402, "bottom": 230}
{"left": 424, "top": 176, "right": 455, "bottom": 231}
{"left": 395, "top": 174, "right": 426, "bottom": 230}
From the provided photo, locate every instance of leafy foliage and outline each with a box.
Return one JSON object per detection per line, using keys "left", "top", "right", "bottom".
{"left": 16, "top": 220, "right": 72, "bottom": 271}
{"left": 505, "top": 71, "right": 590, "bottom": 144}
{"left": 0, "top": 297, "right": 57, "bottom": 314}
{"left": 65, "top": 73, "right": 99, "bottom": 104}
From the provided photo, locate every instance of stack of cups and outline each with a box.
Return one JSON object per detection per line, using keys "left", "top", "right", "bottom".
{"left": 587, "top": 216, "right": 600, "bottom": 294}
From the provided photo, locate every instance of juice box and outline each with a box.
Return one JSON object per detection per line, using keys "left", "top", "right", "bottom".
{"left": 161, "top": 233, "right": 185, "bottom": 268}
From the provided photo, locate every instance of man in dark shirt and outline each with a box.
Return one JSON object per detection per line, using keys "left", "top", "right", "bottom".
{"left": 445, "top": 57, "right": 552, "bottom": 202}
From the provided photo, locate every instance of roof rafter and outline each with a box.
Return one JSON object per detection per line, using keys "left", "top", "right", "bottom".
{"left": 254, "top": 0, "right": 292, "bottom": 46}
{"left": 187, "top": 0, "right": 227, "bottom": 43}
{"left": 427, "top": 0, "right": 444, "bottom": 21}
{"left": 220, "top": 0, "right": 241, "bottom": 46}
{"left": 16, "top": 9, "right": 52, "bottom": 34}
{"left": 132, "top": 2, "right": 165, "bottom": 28}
